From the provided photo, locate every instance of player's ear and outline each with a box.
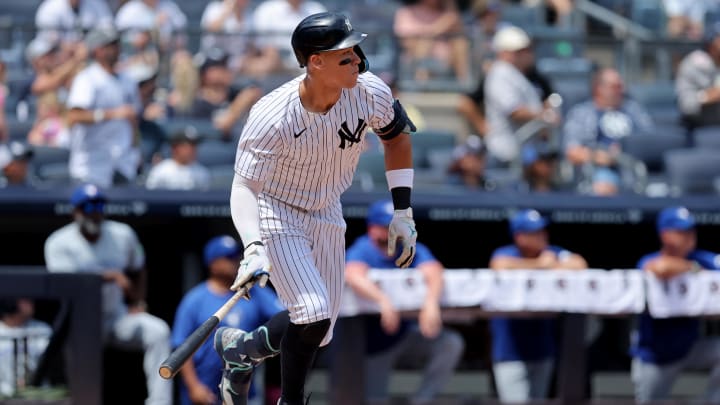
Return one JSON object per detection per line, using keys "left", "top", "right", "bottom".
{"left": 308, "top": 53, "right": 323, "bottom": 70}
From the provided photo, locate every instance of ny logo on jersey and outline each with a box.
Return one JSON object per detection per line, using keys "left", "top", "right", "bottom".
{"left": 337, "top": 119, "right": 367, "bottom": 149}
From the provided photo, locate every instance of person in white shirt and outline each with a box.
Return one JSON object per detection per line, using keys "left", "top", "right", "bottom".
{"left": 483, "top": 26, "right": 559, "bottom": 167}
{"left": 66, "top": 26, "right": 142, "bottom": 188}
{"left": 0, "top": 299, "right": 52, "bottom": 397}
{"left": 144, "top": 127, "right": 211, "bottom": 190}
{"left": 252, "top": 0, "right": 326, "bottom": 72}
{"left": 44, "top": 184, "right": 172, "bottom": 405}
{"left": 35, "top": 0, "right": 113, "bottom": 44}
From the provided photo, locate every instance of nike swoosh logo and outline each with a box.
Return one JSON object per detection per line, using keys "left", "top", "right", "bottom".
{"left": 293, "top": 128, "right": 307, "bottom": 138}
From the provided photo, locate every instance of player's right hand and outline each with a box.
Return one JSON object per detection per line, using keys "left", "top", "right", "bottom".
{"left": 231, "top": 243, "right": 271, "bottom": 296}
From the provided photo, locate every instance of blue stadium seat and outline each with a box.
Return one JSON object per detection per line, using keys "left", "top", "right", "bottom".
{"left": 32, "top": 146, "right": 71, "bottom": 186}
{"left": 196, "top": 140, "right": 237, "bottom": 167}
{"left": 692, "top": 126, "right": 720, "bottom": 149}
{"left": 664, "top": 148, "right": 720, "bottom": 195}
{"left": 627, "top": 81, "right": 680, "bottom": 125}
{"left": 621, "top": 126, "right": 687, "bottom": 174}
{"left": 411, "top": 130, "right": 457, "bottom": 168}
{"left": 208, "top": 164, "right": 235, "bottom": 190}
{"left": 500, "top": 4, "right": 544, "bottom": 28}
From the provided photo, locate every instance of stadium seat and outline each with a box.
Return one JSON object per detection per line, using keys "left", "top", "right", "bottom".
{"left": 536, "top": 57, "right": 594, "bottom": 83}
{"left": 411, "top": 130, "right": 457, "bottom": 168}
{"left": 32, "top": 146, "right": 71, "bottom": 186}
{"left": 620, "top": 127, "right": 687, "bottom": 174}
{"left": 6, "top": 118, "right": 33, "bottom": 141}
{"left": 627, "top": 81, "right": 680, "bottom": 125}
{"left": 525, "top": 26, "right": 586, "bottom": 59}
{"left": 692, "top": 126, "right": 720, "bottom": 149}
{"left": 208, "top": 164, "right": 235, "bottom": 190}
{"left": 664, "top": 148, "right": 720, "bottom": 195}
{"left": 500, "top": 4, "right": 545, "bottom": 28}
{"left": 551, "top": 79, "right": 591, "bottom": 115}
{"left": 354, "top": 150, "right": 386, "bottom": 189}
{"left": 196, "top": 140, "right": 237, "bottom": 167}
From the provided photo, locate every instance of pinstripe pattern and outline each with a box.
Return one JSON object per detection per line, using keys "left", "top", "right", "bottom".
{"left": 234, "top": 72, "right": 395, "bottom": 211}
{"left": 232, "top": 71, "right": 397, "bottom": 343}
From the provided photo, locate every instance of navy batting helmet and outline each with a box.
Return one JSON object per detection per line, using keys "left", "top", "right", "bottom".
{"left": 291, "top": 12, "right": 369, "bottom": 73}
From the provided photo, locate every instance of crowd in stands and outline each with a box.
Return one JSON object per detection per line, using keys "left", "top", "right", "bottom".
{"left": 1, "top": 0, "right": 720, "bottom": 196}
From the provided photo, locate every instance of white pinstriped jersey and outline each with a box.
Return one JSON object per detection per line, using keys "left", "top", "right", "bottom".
{"left": 234, "top": 71, "right": 395, "bottom": 211}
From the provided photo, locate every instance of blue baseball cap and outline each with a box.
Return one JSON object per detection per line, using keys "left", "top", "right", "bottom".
{"left": 70, "top": 184, "right": 106, "bottom": 207}
{"left": 367, "top": 199, "right": 394, "bottom": 227}
{"left": 204, "top": 235, "right": 241, "bottom": 266}
{"left": 657, "top": 206, "right": 695, "bottom": 232}
{"left": 510, "top": 209, "right": 548, "bottom": 234}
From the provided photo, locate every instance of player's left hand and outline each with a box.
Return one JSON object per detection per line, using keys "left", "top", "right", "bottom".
{"left": 388, "top": 208, "right": 417, "bottom": 268}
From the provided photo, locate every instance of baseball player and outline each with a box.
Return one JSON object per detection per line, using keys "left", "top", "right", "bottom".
{"left": 212, "top": 12, "right": 418, "bottom": 405}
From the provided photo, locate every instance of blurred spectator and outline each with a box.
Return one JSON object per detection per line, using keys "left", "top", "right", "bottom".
{"left": 252, "top": 0, "right": 327, "bottom": 73}
{"left": 0, "top": 141, "right": 35, "bottom": 188}
{"left": 393, "top": 0, "right": 470, "bottom": 83}
{"left": 27, "top": 92, "right": 70, "bottom": 148}
{"left": 116, "top": 13, "right": 161, "bottom": 76}
{"left": 466, "top": 0, "right": 511, "bottom": 75}
{"left": 172, "top": 235, "right": 285, "bottom": 405}
{"left": 179, "top": 49, "right": 262, "bottom": 139}
{"left": 26, "top": 35, "right": 86, "bottom": 99}
{"left": 457, "top": 63, "right": 554, "bottom": 139}
{"left": 201, "top": 0, "right": 282, "bottom": 78}
{"left": 662, "top": 0, "right": 715, "bottom": 40}
{"left": 631, "top": 206, "right": 720, "bottom": 403}
{"left": 167, "top": 51, "right": 200, "bottom": 116}
{"left": 115, "top": 0, "right": 188, "bottom": 54}
{"left": 483, "top": 26, "right": 560, "bottom": 166}
{"left": 144, "top": 128, "right": 211, "bottom": 190}
{"left": 66, "top": 26, "right": 142, "bottom": 188}
{"left": 562, "top": 67, "right": 654, "bottom": 196}
{"left": 44, "top": 184, "right": 172, "bottom": 405}
{"left": 0, "top": 298, "right": 53, "bottom": 397}
{"left": 447, "top": 134, "right": 495, "bottom": 190}
{"left": 675, "top": 27, "right": 720, "bottom": 129}
{"left": 345, "top": 199, "right": 465, "bottom": 405}
{"left": 516, "top": 142, "right": 564, "bottom": 193}
{"left": 123, "top": 63, "right": 168, "bottom": 165}
{"left": 35, "top": 0, "right": 113, "bottom": 45}
{"left": 489, "top": 209, "right": 587, "bottom": 403}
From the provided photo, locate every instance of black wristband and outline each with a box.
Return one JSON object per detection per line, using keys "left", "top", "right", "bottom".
{"left": 244, "top": 241, "right": 264, "bottom": 251}
{"left": 390, "top": 187, "right": 411, "bottom": 210}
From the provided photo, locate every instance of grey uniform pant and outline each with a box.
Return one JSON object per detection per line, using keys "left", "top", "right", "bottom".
{"left": 365, "top": 323, "right": 464, "bottom": 405}
{"left": 632, "top": 337, "right": 720, "bottom": 404}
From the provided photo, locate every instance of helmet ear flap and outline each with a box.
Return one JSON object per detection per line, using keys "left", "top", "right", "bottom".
{"left": 354, "top": 45, "right": 368, "bottom": 74}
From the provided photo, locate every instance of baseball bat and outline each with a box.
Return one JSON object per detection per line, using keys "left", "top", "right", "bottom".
{"left": 158, "top": 287, "right": 248, "bottom": 380}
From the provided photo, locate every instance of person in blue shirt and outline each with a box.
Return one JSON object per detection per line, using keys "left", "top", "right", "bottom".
{"left": 489, "top": 209, "right": 587, "bottom": 403}
{"left": 171, "top": 235, "right": 285, "bottom": 405}
{"left": 344, "top": 199, "right": 465, "bottom": 405}
{"left": 631, "top": 206, "right": 720, "bottom": 403}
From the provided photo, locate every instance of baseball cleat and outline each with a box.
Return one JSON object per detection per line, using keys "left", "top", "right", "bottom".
{"left": 218, "top": 361, "right": 253, "bottom": 405}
